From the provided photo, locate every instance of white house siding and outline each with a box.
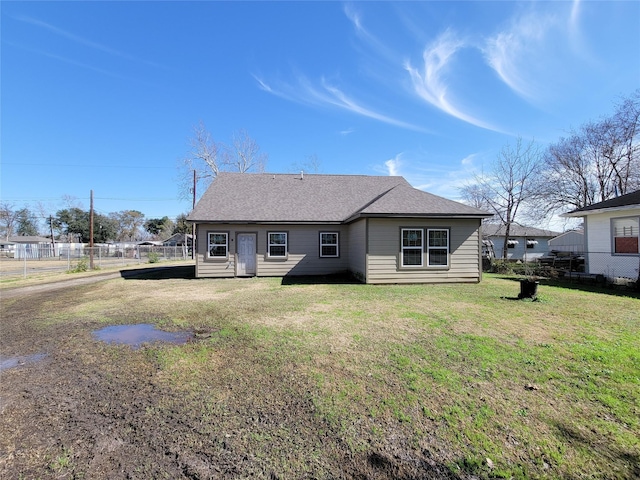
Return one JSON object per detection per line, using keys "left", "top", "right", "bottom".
{"left": 347, "top": 219, "right": 367, "bottom": 281}
{"left": 548, "top": 231, "right": 584, "bottom": 253}
{"left": 195, "top": 224, "right": 349, "bottom": 278}
{"left": 365, "top": 218, "right": 482, "bottom": 284}
{"left": 584, "top": 210, "right": 640, "bottom": 280}
{"left": 487, "top": 236, "right": 552, "bottom": 261}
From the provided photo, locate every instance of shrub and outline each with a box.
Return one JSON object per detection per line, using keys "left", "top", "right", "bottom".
{"left": 147, "top": 252, "right": 161, "bottom": 264}
{"left": 68, "top": 257, "right": 89, "bottom": 273}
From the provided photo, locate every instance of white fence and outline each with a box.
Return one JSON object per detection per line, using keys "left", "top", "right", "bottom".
{"left": 0, "top": 244, "right": 190, "bottom": 279}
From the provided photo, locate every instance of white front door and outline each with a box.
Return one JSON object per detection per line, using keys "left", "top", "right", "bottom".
{"left": 237, "top": 234, "right": 256, "bottom": 276}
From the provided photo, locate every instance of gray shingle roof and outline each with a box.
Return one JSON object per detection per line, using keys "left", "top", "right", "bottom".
{"left": 188, "top": 173, "right": 491, "bottom": 223}
{"left": 483, "top": 224, "right": 561, "bottom": 238}
{"left": 565, "top": 189, "right": 640, "bottom": 214}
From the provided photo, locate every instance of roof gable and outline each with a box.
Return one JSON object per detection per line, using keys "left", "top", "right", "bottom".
{"left": 188, "top": 173, "right": 491, "bottom": 223}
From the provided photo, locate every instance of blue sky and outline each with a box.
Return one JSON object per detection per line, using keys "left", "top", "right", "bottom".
{"left": 2, "top": 1, "right": 639, "bottom": 226}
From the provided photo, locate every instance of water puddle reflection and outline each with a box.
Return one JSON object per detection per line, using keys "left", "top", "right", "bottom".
{"left": 93, "top": 324, "right": 193, "bottom": 349}
{"left": 0, "top": 353, "right": 47, "bottom": 371}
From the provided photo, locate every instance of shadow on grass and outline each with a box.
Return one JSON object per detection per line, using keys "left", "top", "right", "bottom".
{"left": 552, "top": 421, "right": 640, "bottom": 480}
{"left": 495, "top": 276, "right": 640, "bottom": 299}
{"left": 281, "top": 272, "right": 362, "bottom": 285}
{"left": 120, "top": 265, "right": 196, "bottom": 280}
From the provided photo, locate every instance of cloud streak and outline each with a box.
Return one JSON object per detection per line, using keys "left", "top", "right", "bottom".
{"left": 255, "top": 73, "right": 431, "bottom": 133}
{"left": 14, "top": 14, "right": 162, "bottom": 68}
{"left": 404, "top": 30, "right": 500, "bottom": 131}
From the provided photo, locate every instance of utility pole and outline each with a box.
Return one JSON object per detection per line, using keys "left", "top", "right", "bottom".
{"left": 89, "top": 190, "right": 94, "bottom": 269}
{"left": 192, "top": 170, "right": 196, "bottom": 260}
{"left": 49, "top": 215, "right": 56, "bottom": 257}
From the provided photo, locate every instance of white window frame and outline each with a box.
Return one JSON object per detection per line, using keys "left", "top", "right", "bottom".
{"left": 320, "top": 232, "right": 339, "bottom": 258}
{"left": 267, "top": 232, "right": 288, "bottom": 258}
{"left": 612, "top": 216, "right": 639, "bottom": 255}
{"left": 427, "top": 228, "right": 449, "bottom": 267}
{"left": 207, "top": 232, "right": 228, "bottom": 258}
{"left": 401, "top": 228, "right": 424, "bottom": 267}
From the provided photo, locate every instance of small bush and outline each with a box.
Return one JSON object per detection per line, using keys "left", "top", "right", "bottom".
{"left": 68, "top": 257, "right": 89, "bottom": 273}
{"left": 489, "top": 260, "right": 513, "bottom": 274}
{"left": 147, "top": 252, "right": 161, "bottom": 264}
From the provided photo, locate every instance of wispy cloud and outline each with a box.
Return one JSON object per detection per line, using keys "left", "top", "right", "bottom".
{"left": 404, "top": 30, "right": 499, "bottom": 132}
{"left": 14, "top": 14, "right": 162, "bottom": 68}
{"left": 254, "top": 73, "right": 430, "bottom": 133}
{"left": 482, "top": 9, "right": 557, "bottom": 102}
{"left": 378, "top": 150, "right": 484, "bottom": 200}
{"left": 6, "top": 42, "right": 134, "bottom": 81}
{"left": 384, "top": 154, "right": 403, "bottom": 176}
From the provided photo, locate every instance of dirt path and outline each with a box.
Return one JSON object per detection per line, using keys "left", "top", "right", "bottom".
{"left": 0, "top": 265, "right": 193, "bottom": 299}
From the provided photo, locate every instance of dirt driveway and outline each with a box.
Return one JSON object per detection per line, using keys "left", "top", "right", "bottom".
{"left": 0, "top": 266, "right": 459, "bottom": 479}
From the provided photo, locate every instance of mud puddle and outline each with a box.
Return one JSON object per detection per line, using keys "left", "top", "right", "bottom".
{"left": 0, "top": 353, "right": 47, "bottom": 371}
{"left": 92, "top": 323, "right": 193, "bottom": 349}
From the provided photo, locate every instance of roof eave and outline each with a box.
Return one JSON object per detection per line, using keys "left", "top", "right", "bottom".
{"left": 561, "top": 204, "right": 640, "bottom": 217}
{"left": 345, "top": 212, "right": 492, "bottom": 223}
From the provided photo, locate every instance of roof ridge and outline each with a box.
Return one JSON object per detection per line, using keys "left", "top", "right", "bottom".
{"left": 347, "top": 184, "right": 401, "bottom": 219}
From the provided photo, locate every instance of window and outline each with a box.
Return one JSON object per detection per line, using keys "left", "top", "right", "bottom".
{"left": 268, "top": 232, "right": 287, "bottom": 257}
{"left": 507, "top": 239, "right": 518, "bottom": 249}
{"left": 612, "top": 217, "right": 639, "bottom": 254}
{"left": 401, "top": 229, "right": 423, "bottom": 266}
{"left": 320, "top": 232, "right": 339, "bottom": 257}
{"left": 427, "top": 229, "right": 449, "bottom": 266}
{"left": 208, "top": 232, "right": 228, "bottom": 258}
{"left": 526, "top": 239, "right": 538, "bottom": 249}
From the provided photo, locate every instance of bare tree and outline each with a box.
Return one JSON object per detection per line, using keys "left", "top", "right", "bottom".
{"left": 222, "top": 129, "right": 267, "bottom": 174}
{"left": 290, "top": 154, "right": 322, "bottom": 174}
{"left": 461, "top": 138, "right": 541, "bottom": 259}
{"left": 532, "top": 90, "right": 640, "bottom": 216}
{"left": 180, "top": 122, "right": 267, "bottom": 200}
{"left": 0, "top": 203, "right": 19, "bottom": 241}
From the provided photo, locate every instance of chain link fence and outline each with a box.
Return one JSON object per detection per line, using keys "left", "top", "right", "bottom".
{"left": 0, "top": 244, "right": 191, "bottom": 279}
{"left": 485, "top": 250, "right": 639, "bottom": 286}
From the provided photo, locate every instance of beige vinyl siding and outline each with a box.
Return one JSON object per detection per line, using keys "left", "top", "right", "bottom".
{"left": 194, "top": 223, "right": 349, "bottom": 278}
{"left": 366, "top": 218, "right": 482, "bottom": 284}
{"left": 347, "top": 219, "right": 367, "bottom": 280}
{"left": 195, "top": 224, "right": 236, "bottom": 278}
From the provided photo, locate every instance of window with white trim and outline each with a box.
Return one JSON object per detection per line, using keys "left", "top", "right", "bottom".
{"left": 268, "top": 232, "right": 287, "bottom": 257}
{"left": 401, "top": 229, "right": 423, "bottom": 267}
{"left": 427, "top": 229, "right": 449, "bottom": 266}
{"left": 612, "top": 217, "right": 639, "bottom": 254}
{"left": 208, "top": 232, "right": 228, "bottom": 258}
{"left": 320, "top": 232, "right": 339, "bottom": 257}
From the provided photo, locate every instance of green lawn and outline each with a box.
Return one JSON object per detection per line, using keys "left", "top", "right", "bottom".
{"left": 3, "top": 273, "right": 639, "bottom": 479}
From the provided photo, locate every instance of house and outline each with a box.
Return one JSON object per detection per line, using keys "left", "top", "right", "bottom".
{"left": 7, "top": 235, "right": 55, "bottom": 259}
{"left": 0, "top": 240, "right": 16, "bottom": 257}
{"left": 163, "top": 233, "right": 193, "bottom": 248}
{"left": 548, "top": 230, "right": 584, "bottom": 253}
{"left": 483, "top": 224, "right": 560, "bottom": 261}
{"left": 562, "top": 190, "right": 640, "bottom": 280}
{"left": 187, "top": 173, "right": 492, "bottom": 284}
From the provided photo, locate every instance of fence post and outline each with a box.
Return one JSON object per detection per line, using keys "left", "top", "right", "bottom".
{"left": 23, "top": 247, "right": 27, "bottom": 279}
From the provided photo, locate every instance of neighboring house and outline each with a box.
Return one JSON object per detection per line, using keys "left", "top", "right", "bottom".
{"left": 484, "top": 224, "right": 560, "bottom": 261}
{"left": 0, "top": 240, "right": 16, "bottom": 257}
{"left": 163, "top": 233, "right": 193, "bottom": 248}
{"left": 8, "top": 236, "right": 55, "bottom": 259}
{"left": 562, "top": 190, "right": 640, "bottom": 280}
{"left": 548, "top": 230, "right": 585, "bottom": 253}
{"left": 187, "top": 172, "right": 492, "bottom": 284}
